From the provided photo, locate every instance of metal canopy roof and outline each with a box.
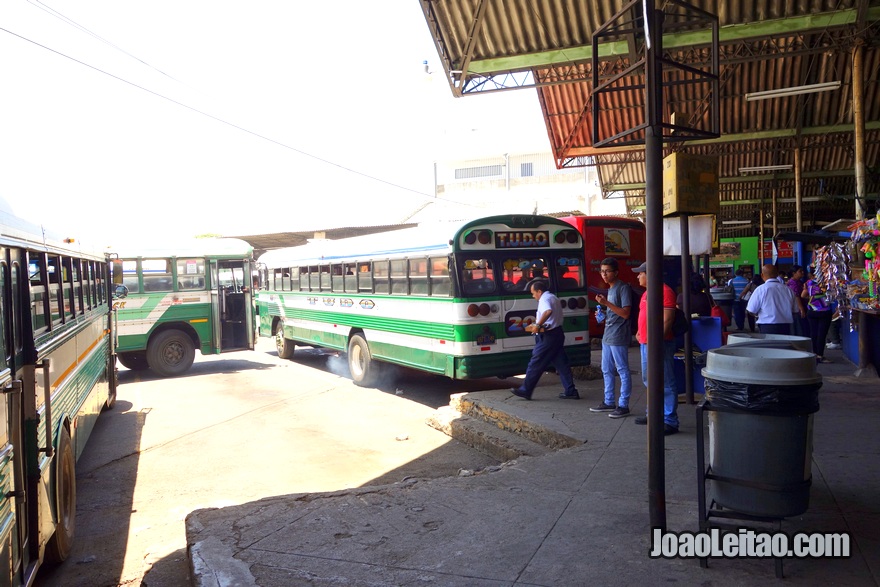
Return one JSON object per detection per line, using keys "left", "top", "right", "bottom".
{"left": 420, "top": 0, "right": 880, "bottom": 238}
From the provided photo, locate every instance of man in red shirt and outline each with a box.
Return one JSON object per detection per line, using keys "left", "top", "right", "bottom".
{"left": 632, "top": 262, "right": 680, "bottom": 435}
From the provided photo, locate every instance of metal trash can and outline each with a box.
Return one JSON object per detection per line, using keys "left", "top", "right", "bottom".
{"left": 726, "top": 332, "right": 813, "bottom": 353}
{"left": 701, "top": 346, "right": 821, "bottom": 518}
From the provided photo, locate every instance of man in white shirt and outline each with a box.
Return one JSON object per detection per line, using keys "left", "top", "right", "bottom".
{"left": 746, "top": 264, "right": 798, "bottom": 335}
{"left": 511, "top": 280, "right": 579, "bottom": 400}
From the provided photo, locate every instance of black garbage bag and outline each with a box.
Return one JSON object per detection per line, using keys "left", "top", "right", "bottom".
{"left": 704, "top": 377, "right": 820, "bottom": 415}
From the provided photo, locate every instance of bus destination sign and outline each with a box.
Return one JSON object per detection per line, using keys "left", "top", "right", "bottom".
{"left": 495, "top": 231, "right": 550, "bottom": 248}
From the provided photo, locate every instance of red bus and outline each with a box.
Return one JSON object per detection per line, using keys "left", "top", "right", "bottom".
{"left": 560, "top": 216, "right": 646, "bottom": 338}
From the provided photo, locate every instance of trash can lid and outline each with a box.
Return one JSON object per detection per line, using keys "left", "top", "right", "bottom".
{"left": 702, "top": 346, "right": 822, "bottom": 385}
{"left": 726, "top": 332, "right": 813, "bottom": 352}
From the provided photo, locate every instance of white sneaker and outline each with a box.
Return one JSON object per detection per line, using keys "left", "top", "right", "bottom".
{"left": 826, "top": 342, "right": 841, "bottom": 349}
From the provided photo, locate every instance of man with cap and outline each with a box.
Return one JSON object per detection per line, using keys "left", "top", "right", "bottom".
{"left": 632, "top": 262, "right": 680, "bottom": 435}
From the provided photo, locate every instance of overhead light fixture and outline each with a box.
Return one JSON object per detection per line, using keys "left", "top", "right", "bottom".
{"left": 739, "top": 165, "right": 793, "bottom": 173}
{"left": 721, "top": 220, "right": 752, "bottom": 225}
{"left": 745, "top": 81, "right": 841, "bottom": 101}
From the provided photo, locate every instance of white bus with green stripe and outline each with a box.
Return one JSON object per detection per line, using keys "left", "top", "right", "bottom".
{"left": 257, "top": 215, "right": 590, "bottom": 386}
{"left": 0, "top": 208, "right": 116, "bottom": 583}
{"left": 110, "top": 238, "right": 256, "bottom": 376}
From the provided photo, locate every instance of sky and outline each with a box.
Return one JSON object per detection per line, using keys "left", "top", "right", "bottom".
{"left": 0, "top": 1, "right": 552, "bottom": 249}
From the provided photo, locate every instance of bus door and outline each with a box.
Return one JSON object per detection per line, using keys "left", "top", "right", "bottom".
{"left": 209, "top": 259, "right": 255, "bottom": 353}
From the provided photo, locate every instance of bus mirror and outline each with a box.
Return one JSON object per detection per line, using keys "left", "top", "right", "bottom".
{"left": 113, "top": 284, "right": 129, "bottom": 299}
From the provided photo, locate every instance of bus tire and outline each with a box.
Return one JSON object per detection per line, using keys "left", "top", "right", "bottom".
{"left": 147, "top": 330, "right": 195, "bottom": 377}
{"left": 275, "top": 321, "right": 295, "bottom": 360}
{"left": 117, "top": 351, "right": 149, "bottom": 371}
{"left": 45, "top": 426, "right": 76, "bottom": 563}
{"left": 348, "top": 334, "right": 379, "bottom": 387}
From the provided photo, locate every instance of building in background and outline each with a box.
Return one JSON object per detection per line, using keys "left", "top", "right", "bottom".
{"left": 404, "top": 151, "right": 627, "bottom": 223}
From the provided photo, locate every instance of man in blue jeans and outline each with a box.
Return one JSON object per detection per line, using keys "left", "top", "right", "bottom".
{"left": 728, "top": 268, "right": 750, "bottom": 330}
{"left": 590, "top": 258, "right": 633, "bottom": 418}
{"left": 632, "top": 262, "right": 679, "bottom": 435}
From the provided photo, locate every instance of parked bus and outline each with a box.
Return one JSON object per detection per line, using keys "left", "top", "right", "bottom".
{"left": 257, "top": 215, "right": 590, "bottom": 386}
{"left": 110, "top": 238, "right": 256, "bottom": 377}
{"left": 0, "top": 210, "right": 116, "bottom": 584}
{"left": 560, "top": 215, "right": 646, "bottom": 338}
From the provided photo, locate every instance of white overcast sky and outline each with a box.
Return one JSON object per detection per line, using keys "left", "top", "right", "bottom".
{"left": 0, "top": 1, "right": 551, "bottom": 248}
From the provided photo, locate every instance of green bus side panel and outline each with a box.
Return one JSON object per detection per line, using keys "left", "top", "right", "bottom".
{"left": 116, "top": 303, "right": 212, "bottom": 354}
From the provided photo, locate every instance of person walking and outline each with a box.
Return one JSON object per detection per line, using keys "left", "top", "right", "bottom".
{"left": 632, "top": 262, "right": 679, "bottom": 435}
{"left": 728, "top": 269, "right": 750, "bottom": 330}
{"left": 745, "top": 264, "right": 798, "bottom": 334}
{"left": 739, "top": 273, "right": 764, "bottom": 332}
{"left": 590, "top": 258, "right": 633, "bottom": 418}
{"left": 803, "top": 267, "right": 833, "bottom": 363}
{"left": 787, "top": 265, "right": 809, "bottom": 337}
{"left": 511, "top": 280, "right": 580, "bottom": 400}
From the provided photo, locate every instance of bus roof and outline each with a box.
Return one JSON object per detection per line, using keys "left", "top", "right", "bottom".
{"left": 111, "top": 237, "right": 254, "bottom": 260}
{"left": 0, "top": 208, "right": 107, "bottom": 259}
{"left": 258, "top": 215, "right": 580, "bottom": 268}
{"left": 259, "top": 223, "right": 460, "bottom": 267}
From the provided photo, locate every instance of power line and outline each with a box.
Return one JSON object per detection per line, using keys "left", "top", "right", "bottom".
{"left": 26, "top": 0, "right": 182, "bottom": 84}
{"left": 0, "top": 25, "right": 485, "bottom": 207}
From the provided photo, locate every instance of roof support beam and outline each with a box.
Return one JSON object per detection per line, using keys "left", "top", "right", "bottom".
{"left": 465, "top": 6, "right": 880, "bottom": 75}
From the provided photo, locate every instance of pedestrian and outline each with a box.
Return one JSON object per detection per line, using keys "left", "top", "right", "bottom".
{"left": 590, "top": 258, "right": 633, "bottom": 418}
{"left": 802, "top": 267, "right": 833, "bottom": 362}
{"left": 676, "top": 273, "right": 714, "bottom": 317}
{"left": 826, "top": 303, "right": 843, "bottom": 349}
{"left": 728, "top": 268, "right": 750, "bottom": 330}
{"left": 632, "top": 262, "right": 679, "bottom": 435}
{"left": 510, "top": 280, "right": 580, "bottom": 400}
{"left": 787, "top": 265, "right": 809, "bottom": 337}
{"left": 739, "top": 272, "right": 764, "bottom": 332}
{"left": 745, "top": 264, "right": 798, "bottom": 335}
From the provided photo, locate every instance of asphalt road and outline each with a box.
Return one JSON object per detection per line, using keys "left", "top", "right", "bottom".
{"left": 35, "top": 338, "right": 510, "bottom": 587}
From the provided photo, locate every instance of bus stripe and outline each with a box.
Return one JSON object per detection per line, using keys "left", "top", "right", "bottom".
{"left": 50, "top": 331, "right": 107, "bottom": 393}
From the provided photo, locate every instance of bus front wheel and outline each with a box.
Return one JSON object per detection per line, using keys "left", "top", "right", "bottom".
{"left": 275, "top": 321, "right": 295, "bottom": 360}
{"left": 45, "top": 426, "right": 75, "bottom": 563}
{"left": 147, "top": 330, "right": 195, "bottom": 377}
{"left": 348, "top": 334, "right": 379, "bottom": 387}
{"left": 118, "top": 351, "right": 149, "bottom": 371}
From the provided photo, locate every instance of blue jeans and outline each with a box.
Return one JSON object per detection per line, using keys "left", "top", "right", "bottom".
{"left": 601, "top": 343, "right": 631, "bottom": 408}
{"left": 733, "top": 299, "right": 746, "bottom": 330}
{"left": 518, "top": 328, "right": 577, "bottom": 396}
{"left": 639, "top": 341, "right": 680, "bottom": 429}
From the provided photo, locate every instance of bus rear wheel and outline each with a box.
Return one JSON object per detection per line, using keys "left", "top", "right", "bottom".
{"left": 45, "top": 426, "right": 75, "bottom": 563}
{"left": 275, "top": 321, "right": 295, "bottom": 360}
{"left": 147, "top": 330, "right": 195, "bottom": 377}
{"left": 348, "top": 334, "right": 379, "bottom": 387}
{"left": 118, "top": 351, "right": 149, "bottom": 371}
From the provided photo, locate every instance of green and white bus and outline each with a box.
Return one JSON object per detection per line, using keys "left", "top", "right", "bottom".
{"left": 0, "top": 210, "right": 116, "bottom": 584}
{"left": 110, "top": 238, "right": 256, "bottom": 377}
{"left": 257, "top": 215, "right": 590, "bottom": 386}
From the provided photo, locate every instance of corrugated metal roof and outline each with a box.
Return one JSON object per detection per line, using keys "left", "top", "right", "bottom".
{"left": 420, "top": 0, "right": 880, "bottom": 234}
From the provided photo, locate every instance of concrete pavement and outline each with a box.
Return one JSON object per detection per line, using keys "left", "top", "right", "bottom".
{"left": 185, "top": 344, "right": 879, "bottom": 586}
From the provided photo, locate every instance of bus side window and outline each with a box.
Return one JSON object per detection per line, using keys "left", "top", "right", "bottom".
{"left": 356, "top": 262, "right": 372, "bottom": 292}
{"left": 390, "top": 259, "right": 407, "bottom": 295}
{"left": 177, "top": 258, "right": 206, "bottom": 290}
{"left": 373, "top": 261, "right": 389, "bottom": 294}
{"left": 142, "top": 259, "right": 172, "bottom": 292}
{"left": 409, "top": 259, "right": 428, "bottom": 296}
{"left": 429, "top": 257, "right": 450, "bottom": 297}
